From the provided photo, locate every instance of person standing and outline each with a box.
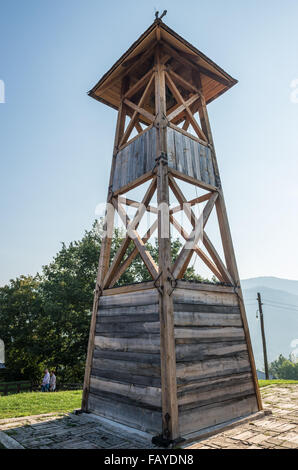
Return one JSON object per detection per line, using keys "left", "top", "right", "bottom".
{"left": 41, "top": 368, "right": 50, "bottom": 392}
{"left": 50, "top": 371, "right": 56, "bottom": 392}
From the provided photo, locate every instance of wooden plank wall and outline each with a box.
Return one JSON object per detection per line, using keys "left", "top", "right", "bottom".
{"left": 167, "top": 127, "right": 216, "bottom": 187}
{"left": 173, "top": 283, "right": 258, "bottom": 436}
{"left": 112, "top": 128, "right": 157, "bottom": 192}
{"left": 112, "top": 127, "right": 217, "bottom": 192}
{"left": 89, "top": 288, "right": 163, "bottom": 434}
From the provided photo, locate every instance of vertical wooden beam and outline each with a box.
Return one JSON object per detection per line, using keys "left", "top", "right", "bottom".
{"left": 195, "top": 72, "right": 263, "bottom": 410}
{"left": 81, "top": 79, "right": 128, "bottom": 412}
{"left": 155, "top": 46, "right": 179, "bottom": 441}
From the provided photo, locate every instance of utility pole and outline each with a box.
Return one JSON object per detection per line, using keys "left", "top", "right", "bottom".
{"left": 257, "top": 292, "right": 269, "bottom": 380}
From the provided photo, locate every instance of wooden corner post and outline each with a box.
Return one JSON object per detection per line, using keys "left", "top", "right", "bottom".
{"left": 155, "top": 46, "right": 179, "bottom": 441}
{"left": 81, "top": 80, "right": 127, "bottom": 411}
{"left": 196, "top": 79, "right": 263, "bottom": 411}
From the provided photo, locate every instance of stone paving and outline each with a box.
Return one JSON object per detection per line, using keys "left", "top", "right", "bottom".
{"left": 0, "top": 384, "right": 297, "bottom": 449}
{"left": 0, "top": 412, "right": 158, "bottom": 449}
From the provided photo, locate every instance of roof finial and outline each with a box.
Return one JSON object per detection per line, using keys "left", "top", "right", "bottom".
{"left": 155, "top": 10, "right": 167, "bottom": 22}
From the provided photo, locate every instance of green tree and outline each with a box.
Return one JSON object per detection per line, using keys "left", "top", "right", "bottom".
{"left": 0, "top": 221, "right": 215, "bottom": 384}
{"left": 269, "top": 354, "right": 298, "bottom": 380}
{"left": 0, "top": 276, "right": 45, "bottom": 382}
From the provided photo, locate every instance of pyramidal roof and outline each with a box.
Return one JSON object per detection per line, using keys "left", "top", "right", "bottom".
{"left": 89, "top": 19, "right": 237, "bottom": 110}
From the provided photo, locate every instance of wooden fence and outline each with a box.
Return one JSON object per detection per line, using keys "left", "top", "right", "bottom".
{"left": 0, "top": 381, "right": 83, "bottom": 396}
{"left": 0, "top": 381, "right": 32, "bottom": 396}
{"left": 0, "top": 380, "right": 83, "bottom": 396}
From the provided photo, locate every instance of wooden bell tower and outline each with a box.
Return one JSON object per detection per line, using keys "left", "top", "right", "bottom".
{"left": 82, "top": 17, "right": 262, "bottom": 444}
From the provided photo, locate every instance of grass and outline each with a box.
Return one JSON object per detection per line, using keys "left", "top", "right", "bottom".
{"left": 0, "top": 390, "right": 82, "bottom": 420}
{"left": 0, "top": 381, "right": 297, "bottom": 421}
{"left": 259, "top": 379, "right": 298, "bottom": 388}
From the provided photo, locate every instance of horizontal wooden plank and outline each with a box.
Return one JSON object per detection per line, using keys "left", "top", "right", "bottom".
{"left": 99, "top": 289, "right": 158, "bottom": 308}
{"left": 173, "top": 288, "right": 238, "bottom": 307}
{"left": 91, "top": 368, "right": 161, "bottom": 387}
{"left": 93, "top": 348, "right": 161, "bottom": 364}
{"left": 95, "top": 331, "right": 160, "bottom": 339}
{"left": 178, "top": 372, "right": 253, "bottom": 395}
{"left": 173, "top": 303, "right": 240, "bottom": 314}
{"left": 98, "top": 304, "right": 159, "bottom": 316}
{"left": 179, "top": 395, "right": 258, "bottom": 435}
{"left": 90, "top": 377, "right": 161, "bottom": 408}
{"left": 103, "top": 281, "right": 155, "bottom": 296}
{"left": 175, "top": 341, "right": 247, "bottom": 362}
{"left": 96, "top": 321, "right": 160, "bottom": 335}
{"left": 176, "top": 353, "right": 251, "bottom": 383}
{"left": 178, "top": 378, "right": 255, "bottom": 409}
{"left": 174, "top": 327, "right": 245, "bottom": 341}
{"left": 90, "top": 388, "right": 161, "bottom": 412}
{"left": 98, "top": 313, "right": 159, "bottom": 323}
{"left": 94, "top": 335, "right": 160, "bottom": 353}
{"left": 98, "top": 312, "right": 241, "bottom": 328}
{"left": 176, "top": 280, "right": 235, "bottom": 294}
{"left": 174, "top": 312, "right": 242, "bottom": 327}
{"left": 88, "top": 393, "right": 162, "bottom": 434}
{"left": 92, "top": 357, "right": 161, "bottom": 378}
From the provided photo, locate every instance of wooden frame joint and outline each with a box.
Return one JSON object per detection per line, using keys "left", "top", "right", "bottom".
{"left": 167, "top": 268, "right": 178, "bottom": 296}
{"left": 154, "top": 271, "right": 163, "bottom": 295}
{"left": 155, "top": 152, "right": 168, "bottom": 166}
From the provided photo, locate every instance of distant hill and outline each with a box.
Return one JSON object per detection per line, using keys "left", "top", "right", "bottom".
{"left": 241, "top": 277, "right": 298, "bottom": 370}
{"left": 242, "top": 277, "right": 298, "bottom": 297}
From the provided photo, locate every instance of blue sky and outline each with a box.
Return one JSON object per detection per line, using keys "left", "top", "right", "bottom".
{"left": 1, "top": 0, "right": 298, "bottom": 285}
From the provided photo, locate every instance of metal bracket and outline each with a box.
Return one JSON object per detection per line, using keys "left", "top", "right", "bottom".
{"left": 154, "top": 271, "right": 163, "bottom": 295}
{"left": 155, "top": 152, "right": 168, "bottom": 166}
{"left": 95, "top": 284, "right": 103, "bottom": 299}
{"left": 233, "top": 284, "right": 243, "bottom": 305}
{"left": 164, "top": 412, "right": 171, "bottom": 439}
{"left": 167, "top": 268, "right": 178, "bottom": 296}
{"left": 75, "top": 408, "right": 91, "bottom": 415}
{"left": 152, "top": 413, "right": 185, "bottom": 448}
{"left": 151, "top": 434, "right": 185, "bottom": 448}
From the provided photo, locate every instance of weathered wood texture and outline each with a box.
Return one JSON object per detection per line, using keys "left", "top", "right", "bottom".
{"left": 173, "top": 283, "right": 259, "bottom": 436}
{"left": 112, "top": 127, "right": 157, "bottom": 192}
{"left": 167, "top": 127, "right": 216, "bottom": 187}
{"left": 88, "top": 282, "right": 259, "bottom": 437}
{"left": 112, "top": 127, "right": 217, "bottom": 192}
{"left": 89, "top": 288, "right": 162, "bottom": 434}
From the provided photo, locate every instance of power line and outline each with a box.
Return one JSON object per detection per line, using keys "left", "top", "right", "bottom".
{"left": 263, "top": 303, "right": 298, "bottom": 313}
{"left": 262, "top": 298, "right": 298, "bottom": 309}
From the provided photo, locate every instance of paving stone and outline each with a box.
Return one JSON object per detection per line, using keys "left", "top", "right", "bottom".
{"left": 232, "top": 430, "right": 255, "bottom": 441}
{"left": 248, "top": 434, "right": 268, "bottom": 444}
{"left": 277, "top": 432, "right": 298, "bottom": 443}
{"left": 278, "top": 441, "right": 298, "bottom": 449}
{"left": 223, "top": 427, "right": 248, "bottom": 437}
{"left": 274, "top": 423, "right": 296, "bottom": 432}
